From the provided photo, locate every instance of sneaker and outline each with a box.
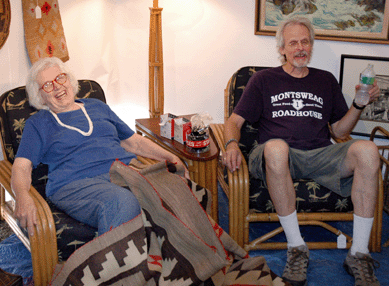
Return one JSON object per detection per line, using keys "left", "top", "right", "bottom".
{"left": 282, "top": 244, "right": 309, "bottom": 286}
{"left": 343, "top": 250, "right": 380, "bottom": 286}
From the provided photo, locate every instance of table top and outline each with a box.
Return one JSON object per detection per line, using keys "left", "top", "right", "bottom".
{"left": 135, "top": 117, "right": 219, "bottom": 161}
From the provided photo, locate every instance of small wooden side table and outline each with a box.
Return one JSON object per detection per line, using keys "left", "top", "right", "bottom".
{"left": 135, "top": 117, "right": 220, "bottom": 222}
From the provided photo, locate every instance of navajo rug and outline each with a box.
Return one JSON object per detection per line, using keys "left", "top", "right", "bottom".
{"left": 50, "top": 160, "right": 291, "bottom": 286}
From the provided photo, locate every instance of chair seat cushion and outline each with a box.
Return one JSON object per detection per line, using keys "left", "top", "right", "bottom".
{"left": 31, "top": 165, "right": 97, "bottom": 261}
{"left": 46, "top": 200, "right": 97, "bottom": 262}
{"left": 249, "top": 176, "right": 354, "bottom": 213}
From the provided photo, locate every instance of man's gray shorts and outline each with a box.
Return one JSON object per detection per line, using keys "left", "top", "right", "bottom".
{"left": 248, "top": 139, "right": 359, "bottom": 197}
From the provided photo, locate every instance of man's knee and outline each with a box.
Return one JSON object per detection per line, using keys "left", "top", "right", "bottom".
{"left": 348, "top": 140, "right": 380, "bottom": 170}
{"left": 263, "top": 139, "right": 290, "bottom": 170}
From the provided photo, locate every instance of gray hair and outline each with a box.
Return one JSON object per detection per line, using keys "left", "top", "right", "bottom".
{"left": 275, "top": 16, "right": 315, "bottom": 64}
{"left": 26, "top": 57, "right": 79, "bottom": 110}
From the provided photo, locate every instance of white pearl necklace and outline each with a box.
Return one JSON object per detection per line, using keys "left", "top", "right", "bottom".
{"left": 49, "top": 103, "right": 93, "bottom": 136}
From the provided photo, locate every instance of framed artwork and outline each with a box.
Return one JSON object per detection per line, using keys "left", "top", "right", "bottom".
{"left": 255, "top": 0, "right": 389, "bottom": 44}
{"left": 339, "top": 54, "right": 389, "bottom": 137}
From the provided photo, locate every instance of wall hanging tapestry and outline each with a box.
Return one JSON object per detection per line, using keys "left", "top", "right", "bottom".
{"left": 0, "top": 0, "right": 11, "bottom": 50}
{"left": 22, "top": 0, "right": 69, "bottom": 63}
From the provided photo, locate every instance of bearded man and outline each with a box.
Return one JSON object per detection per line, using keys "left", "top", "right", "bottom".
{"left": 222, "top": 16, "right": 381, "bottom": 286}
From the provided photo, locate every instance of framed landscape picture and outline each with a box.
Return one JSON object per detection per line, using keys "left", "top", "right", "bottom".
{"left": 255, "top": 0, "right": 389, "bottom": 44}
{"left": 339, "top": 54, "right": 389, "bottom": 137}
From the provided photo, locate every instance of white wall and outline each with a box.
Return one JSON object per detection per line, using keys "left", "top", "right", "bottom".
{"left": 1, "top": 0, "right": 389, "bottom": 130}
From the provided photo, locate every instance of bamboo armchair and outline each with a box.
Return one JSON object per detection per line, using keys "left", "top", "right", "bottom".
{"left": 370, "top": 126, "right": 389, "bottom": 247}
{"left": 210, "top": 66, "right": 383, "bottom": 252}
{"left": 0, "top": 80, "right": 156, "bottom": 285}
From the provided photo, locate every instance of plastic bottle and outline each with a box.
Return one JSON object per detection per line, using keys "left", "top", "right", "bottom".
{"left": 354, "top": 64, "right": 375, "bottom": 106}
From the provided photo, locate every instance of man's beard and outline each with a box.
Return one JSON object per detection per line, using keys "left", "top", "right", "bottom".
{"left": 292, "top": 50, "right": 311, "bottom": 68}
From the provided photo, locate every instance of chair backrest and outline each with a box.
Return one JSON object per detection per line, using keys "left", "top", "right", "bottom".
{"left": 0, "top": 80, "right": 106, "bottom": 197}
{"left": 224, "top": 66, "right": 270, "bottom": 159}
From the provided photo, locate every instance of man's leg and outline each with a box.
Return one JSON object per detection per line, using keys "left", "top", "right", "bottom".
{"left": 340, "top": 140, "right": 380, "bottom": 285}
{"left": 263, "top": 139, "right": 308, "bottom": 286}
{"left": 264, "top": 139, "right": 305, "bottom": 245}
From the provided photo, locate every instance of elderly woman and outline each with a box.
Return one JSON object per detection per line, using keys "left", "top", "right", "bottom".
{"left": 11, "top": 57, "right": 188, "bottom": 236}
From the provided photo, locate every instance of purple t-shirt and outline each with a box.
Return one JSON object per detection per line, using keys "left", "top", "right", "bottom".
{"left": 233, "top": 66, "right": 349, "bottom": 150}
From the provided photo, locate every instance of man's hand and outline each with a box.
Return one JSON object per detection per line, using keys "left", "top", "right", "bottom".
{"left": 14, "top": 193, "right": 37, "bottom": 236}
{"left": 367, "top": 80, "right": 381, "bottom": 104}
{"left": 223, "top": 113, "right": 246, "bottom": 173}
{"left": 223, "top": 141, "right": 242, "bottom": 172}
{"left": 355, "top": 80, "right": 380, "bottom": 104}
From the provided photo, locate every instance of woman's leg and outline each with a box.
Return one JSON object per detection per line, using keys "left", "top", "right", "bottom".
{"left": 49, "top": 173, "right": 141, "bottom": 235}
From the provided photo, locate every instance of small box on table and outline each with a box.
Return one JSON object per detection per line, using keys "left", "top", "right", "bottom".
{"left": 160, "top": 113, "right": 177, "bottom": 139}
{"left": 174, "top": 117, "right": 191, "bottom": 144}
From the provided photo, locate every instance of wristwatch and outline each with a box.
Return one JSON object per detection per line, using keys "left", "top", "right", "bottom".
{"left": 352, "top": 99, "right": 366, "bottom": 110}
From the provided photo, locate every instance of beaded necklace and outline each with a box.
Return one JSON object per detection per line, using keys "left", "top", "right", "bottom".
{"left": 49, "top": 103, "right": 93, "bottom": 136}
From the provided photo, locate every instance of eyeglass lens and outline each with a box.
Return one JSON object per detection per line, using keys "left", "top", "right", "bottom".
{"left": 42, "top": 73, "right": 67, "bottom": 93}
{"left": 288, "top": 39, "right": 310, "bottom": 48}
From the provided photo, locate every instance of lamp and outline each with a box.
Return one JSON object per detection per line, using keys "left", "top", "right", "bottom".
{"left": 148, "top": 0, "right": 164, "bottom": 118}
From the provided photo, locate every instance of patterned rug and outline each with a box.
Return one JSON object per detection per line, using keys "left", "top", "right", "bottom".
{"left": 50, "top": 160, "right": 291, "bottom": 285}
{"left": 21, "top": 0, "right": 69, "bottom": 63}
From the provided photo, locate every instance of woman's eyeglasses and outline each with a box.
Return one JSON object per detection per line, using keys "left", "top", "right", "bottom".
{"left": 40, "top": 73, "right": 68, "bottom": 93}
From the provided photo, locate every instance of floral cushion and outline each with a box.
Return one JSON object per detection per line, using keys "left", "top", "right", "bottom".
{"left": 0, "top": 80, "right": 106, "bottom": 261}
{"left": 227, "top": 66, "right": 353, "bottom": 213}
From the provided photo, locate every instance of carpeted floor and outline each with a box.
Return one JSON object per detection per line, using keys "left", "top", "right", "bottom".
{"left": 0, "top": 219, "right": 13, "bottom": 242}
{"left": 217, "top": 186, "right": 389, "bottom": 286}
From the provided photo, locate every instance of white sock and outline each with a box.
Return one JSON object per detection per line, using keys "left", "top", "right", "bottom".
{"left": 278, "top": 210, "right": 305, "bottom": 248}
{"left": 350, "top": 214, "right": 374, "bottom": 255}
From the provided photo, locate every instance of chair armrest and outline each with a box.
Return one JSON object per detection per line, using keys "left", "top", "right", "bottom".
{"left": 0, "top": 159, "right": 58, "bottom": 286}
{"left": 369, "top": 126, "right": 389, "bottom": 165}
{"left": 210, "top": 124, "right": 250, "bottom": 245}
{"left": 370, "top": 126, "right": 389, "bottom": 142}
{"left": 136, "top": 156, "right": 159, "bottom": 166}
{"left": 210, "top": 124, "right": 250, "bottom": 196}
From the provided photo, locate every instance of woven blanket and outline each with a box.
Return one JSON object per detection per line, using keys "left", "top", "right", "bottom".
{"left": 22, "top": 0, "right": 69, "bottom": 63}
{"left": 50, "top": 160, "right": 290, "bottom": 286}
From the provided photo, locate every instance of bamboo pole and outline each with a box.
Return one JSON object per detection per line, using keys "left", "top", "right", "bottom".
{"left": 149, "top": 1, "right": 164, "bottom": 118}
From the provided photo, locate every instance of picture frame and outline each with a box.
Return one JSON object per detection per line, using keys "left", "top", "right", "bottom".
{"left": 339, "top": 54, "right": 389, "bottom": 137}
{"left": 255, "top": 0, "right": 389, "bottom": 44}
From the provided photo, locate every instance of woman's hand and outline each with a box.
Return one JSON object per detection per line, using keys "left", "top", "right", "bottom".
{"left": 122, "top": 134, "right": 190, "bottom": 179}
{"left": 11, "top": 157, "right": 36, "bottom": 236}
{"left": 14, "top": 193, "right": 37, "bottom": 236}
{"left": 170, "top": 156, "right": 190, "bottom": 179}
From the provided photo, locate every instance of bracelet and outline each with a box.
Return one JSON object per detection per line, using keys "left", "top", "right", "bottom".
{"left": 224, "top": 138, "right": 238, "bottom": 150}
{"left": 352, "top": 99, "right": 366, "bottom": 110}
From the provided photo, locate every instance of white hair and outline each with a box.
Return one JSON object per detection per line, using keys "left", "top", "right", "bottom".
{"left": 275, "top": 16, "right": 315, "bottom": 64}
{"left": 26, "top": 57, "right": 79, "bottom": 110}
